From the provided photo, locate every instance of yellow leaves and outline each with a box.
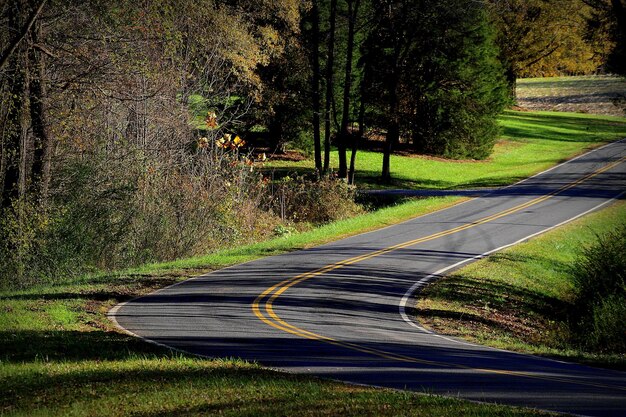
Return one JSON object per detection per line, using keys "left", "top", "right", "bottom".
{"left": 214, "top": 133, "right": 246, "bottom": 150}
{"left": 205, "top": 111, "right": 218, "bottom": 129}
{"left": 216, "top": 136, "right": 229, "bottom": 149}
{"left": 198, "top": 137, "right": 210, "bottom": 149}
{"left": 233, "top": 135, "right": 244, "bottom": 146}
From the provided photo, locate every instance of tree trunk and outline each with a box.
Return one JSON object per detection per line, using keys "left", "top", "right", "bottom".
{"left": 0, "top": 0, "right": 47, "bottom": 72}
{"left": 381, "top": 120, "right": 398, "bottom": 181}
{"left": 338, "top": 0, "right": 360, "bottom": 180}
{"left": 28, "top": 16, "right": 51, "bottom": 201}
{"left": 323, "top": 0, "right": 337, "bottom": 173}
{"left": 505, "top": 64, "right": 517, "bottom": 103}
{"left": 1, "top": 0, "right": 29, "bottom": 209}
{"left": 311, "top": 0, "right": 323, "bottom": 173}
{"left": 348, "top": 84, "right": 365, "bottom": 185}
{"left": 382, "top": 44, "right": 400, "bottom": 182}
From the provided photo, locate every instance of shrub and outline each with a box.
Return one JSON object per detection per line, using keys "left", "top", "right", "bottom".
{"left": 586, "top": 295, "right": 626, "bottom": 352}
{"left": 268, "top": 175, "right": 363, "bottom": 225}
{"left": 0, "top": 147, "right": 283, "bottom": 289}
{"left": 0, "top": 198, "right": 57, "bottom": 289}
{"left": 570, "top": 225, "right": 626, "bottom": 352}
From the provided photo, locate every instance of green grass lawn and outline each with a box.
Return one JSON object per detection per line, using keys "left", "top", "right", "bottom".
{"left": 0, "top": 196, "right": 554, "bottom": 417}
{"left": 267, "top": 110, "right": 626, "bottom": 190}
{"left": 416, "top": 201, "right": 626, "bottom": 369}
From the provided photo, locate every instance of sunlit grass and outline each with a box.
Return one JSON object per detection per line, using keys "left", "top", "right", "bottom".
{"left": 417, "top": 201, "right": 626, "bottom": 368}
{"left": 267, "top": 110, "right": 626, "bottom": 189}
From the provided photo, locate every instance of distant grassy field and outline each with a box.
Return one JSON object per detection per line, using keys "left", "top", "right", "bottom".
{"left": 517, "top": 75, "right": 626, "bottom": 117}
{"left": 267, "top": 110, "right": 626, "bottom": 189}
{"left": 0, "top": 197, "right": 554, "bottom": 417}
{"left": 416, "top": 201, "right": 626, "bottom": 369}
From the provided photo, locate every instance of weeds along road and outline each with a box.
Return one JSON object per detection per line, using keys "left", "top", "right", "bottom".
{"left": 111, "top": 140, "right": 626, "bottom": 417}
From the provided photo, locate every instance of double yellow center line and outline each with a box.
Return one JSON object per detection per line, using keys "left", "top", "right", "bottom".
{"left": 252, "top": 156, "right": 626, "bottom": 391}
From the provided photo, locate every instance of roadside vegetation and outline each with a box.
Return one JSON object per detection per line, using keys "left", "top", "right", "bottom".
{"left": 2, "top": 0, "right": 625, "bottom": 290}
{"left": 416, "top": 201, "right": 626, "bottom": 369}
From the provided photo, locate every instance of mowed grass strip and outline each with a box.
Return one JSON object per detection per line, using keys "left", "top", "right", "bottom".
{"left": 267, "top": 110, "right": 626, "bottom": 190}
{"left": 0, "top": 196, "right": 554, "bottom": 416}
{"left": 416, "top": 201, "right": 626, "bottom": 369}
{"left": 1, "top": 359, "right": 551, "bottom": 417}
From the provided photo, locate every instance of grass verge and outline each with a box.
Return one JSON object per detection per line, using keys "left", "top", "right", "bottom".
{"left": 267, "top": 110, "right": 626, "bottom": 189}
{"left": 416, "top": 200, "right": 626, "bottom": 369}
{"left": 0, "top": 196, "right": 554, "bottom": 416}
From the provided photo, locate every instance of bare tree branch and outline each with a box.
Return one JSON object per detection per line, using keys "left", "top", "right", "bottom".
{"left": 0, "top": 0, "right": 47, "bottom": 72}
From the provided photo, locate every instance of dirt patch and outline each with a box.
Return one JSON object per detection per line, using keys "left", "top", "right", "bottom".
{"left": 266, "top": 150, "right": 308, "bottom": 162}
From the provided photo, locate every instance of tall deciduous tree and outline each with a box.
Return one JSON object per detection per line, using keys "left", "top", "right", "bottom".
{"left": 1, "top": 0, "right": 31, "bottom": 207}
{"left": 487, "top": 0, "right": 591, "bottom": 97}
{"left": 337, "top": 0, "right": 360, "bottom": 180}
{"left": 585, "top": 0, "right": 626, "bottom": 76}
{"left": 323, "top": 0, "right": 338, "bottom": 173}
{"left": 310, "top": 0, "right": 323, "bottom": 172}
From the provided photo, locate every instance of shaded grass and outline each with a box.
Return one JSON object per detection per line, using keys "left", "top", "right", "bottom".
{"left": 267, "top": 110, "right": 626, "bottom": 190}
{"left": 416, "top": 201, "right": 626, "bottom": 369}
{"left": 1, "top": 357, "right": 548, "bottom": 417}
{"left": 0, "top": 196, "right": 553, "bottom": 416}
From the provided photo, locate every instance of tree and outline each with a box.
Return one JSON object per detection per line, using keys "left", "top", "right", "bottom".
{"left": 363, "top": 0, "right": 507, "bottom": 180}
{"left": 1, "top": 0, "right": 33, "bottom": 207}
{"left": 308, "top": 0, "right": 323, "bottom": 172}
{"left": 487, "top": 0, "right": 589, "bottom": 97}
{"left": 362, "top": 0, "right": 407, "bottom": 181}
{"left": 323, "top": 0, "right": 338, "bottom": 172}
{"left": 337, "top": 0, "right": 361, "bottom": 180}
{"left": 585, "top": 0, "right": 626, "bottom": 76}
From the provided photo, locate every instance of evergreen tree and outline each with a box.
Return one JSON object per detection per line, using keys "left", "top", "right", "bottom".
{"left": 363, "top": 0, "right": 507, "bottom": 179}
{"left": 405, "top": 1, "right": 508, "bottom": 159}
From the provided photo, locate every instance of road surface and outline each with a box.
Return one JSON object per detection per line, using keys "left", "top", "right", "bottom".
{"left": 111, "top": 140, "right": 626, "bottom": 417}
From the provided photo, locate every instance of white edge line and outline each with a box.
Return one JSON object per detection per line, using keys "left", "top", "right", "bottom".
{"left": 399, "top": 191, "right": 626, "bottom": 357}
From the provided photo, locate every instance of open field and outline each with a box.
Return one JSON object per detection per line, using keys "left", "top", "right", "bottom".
{"left": 267, "top": 110, "right": 626, "bottom": 189}
{"left": 516, "top": 75, "right": 626, "bottom": 117}
{"left": 0, "top": 196, "right": 556, "bottom": 417}
{"left": 416, "top": 201, "right": 626, "bottom": 369}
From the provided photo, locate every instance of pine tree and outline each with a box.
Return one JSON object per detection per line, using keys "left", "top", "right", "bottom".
{"left": 362, "top": 0, "right": 507, "bottom": 179}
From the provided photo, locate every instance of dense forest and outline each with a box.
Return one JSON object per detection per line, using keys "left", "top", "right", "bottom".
{"left": 1, "top": 0, "right": 625, "bottom": 287}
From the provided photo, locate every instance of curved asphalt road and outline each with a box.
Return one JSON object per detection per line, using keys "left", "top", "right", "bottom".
{"left": 111, "top": 140, "right": 626, "bottom": 417}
